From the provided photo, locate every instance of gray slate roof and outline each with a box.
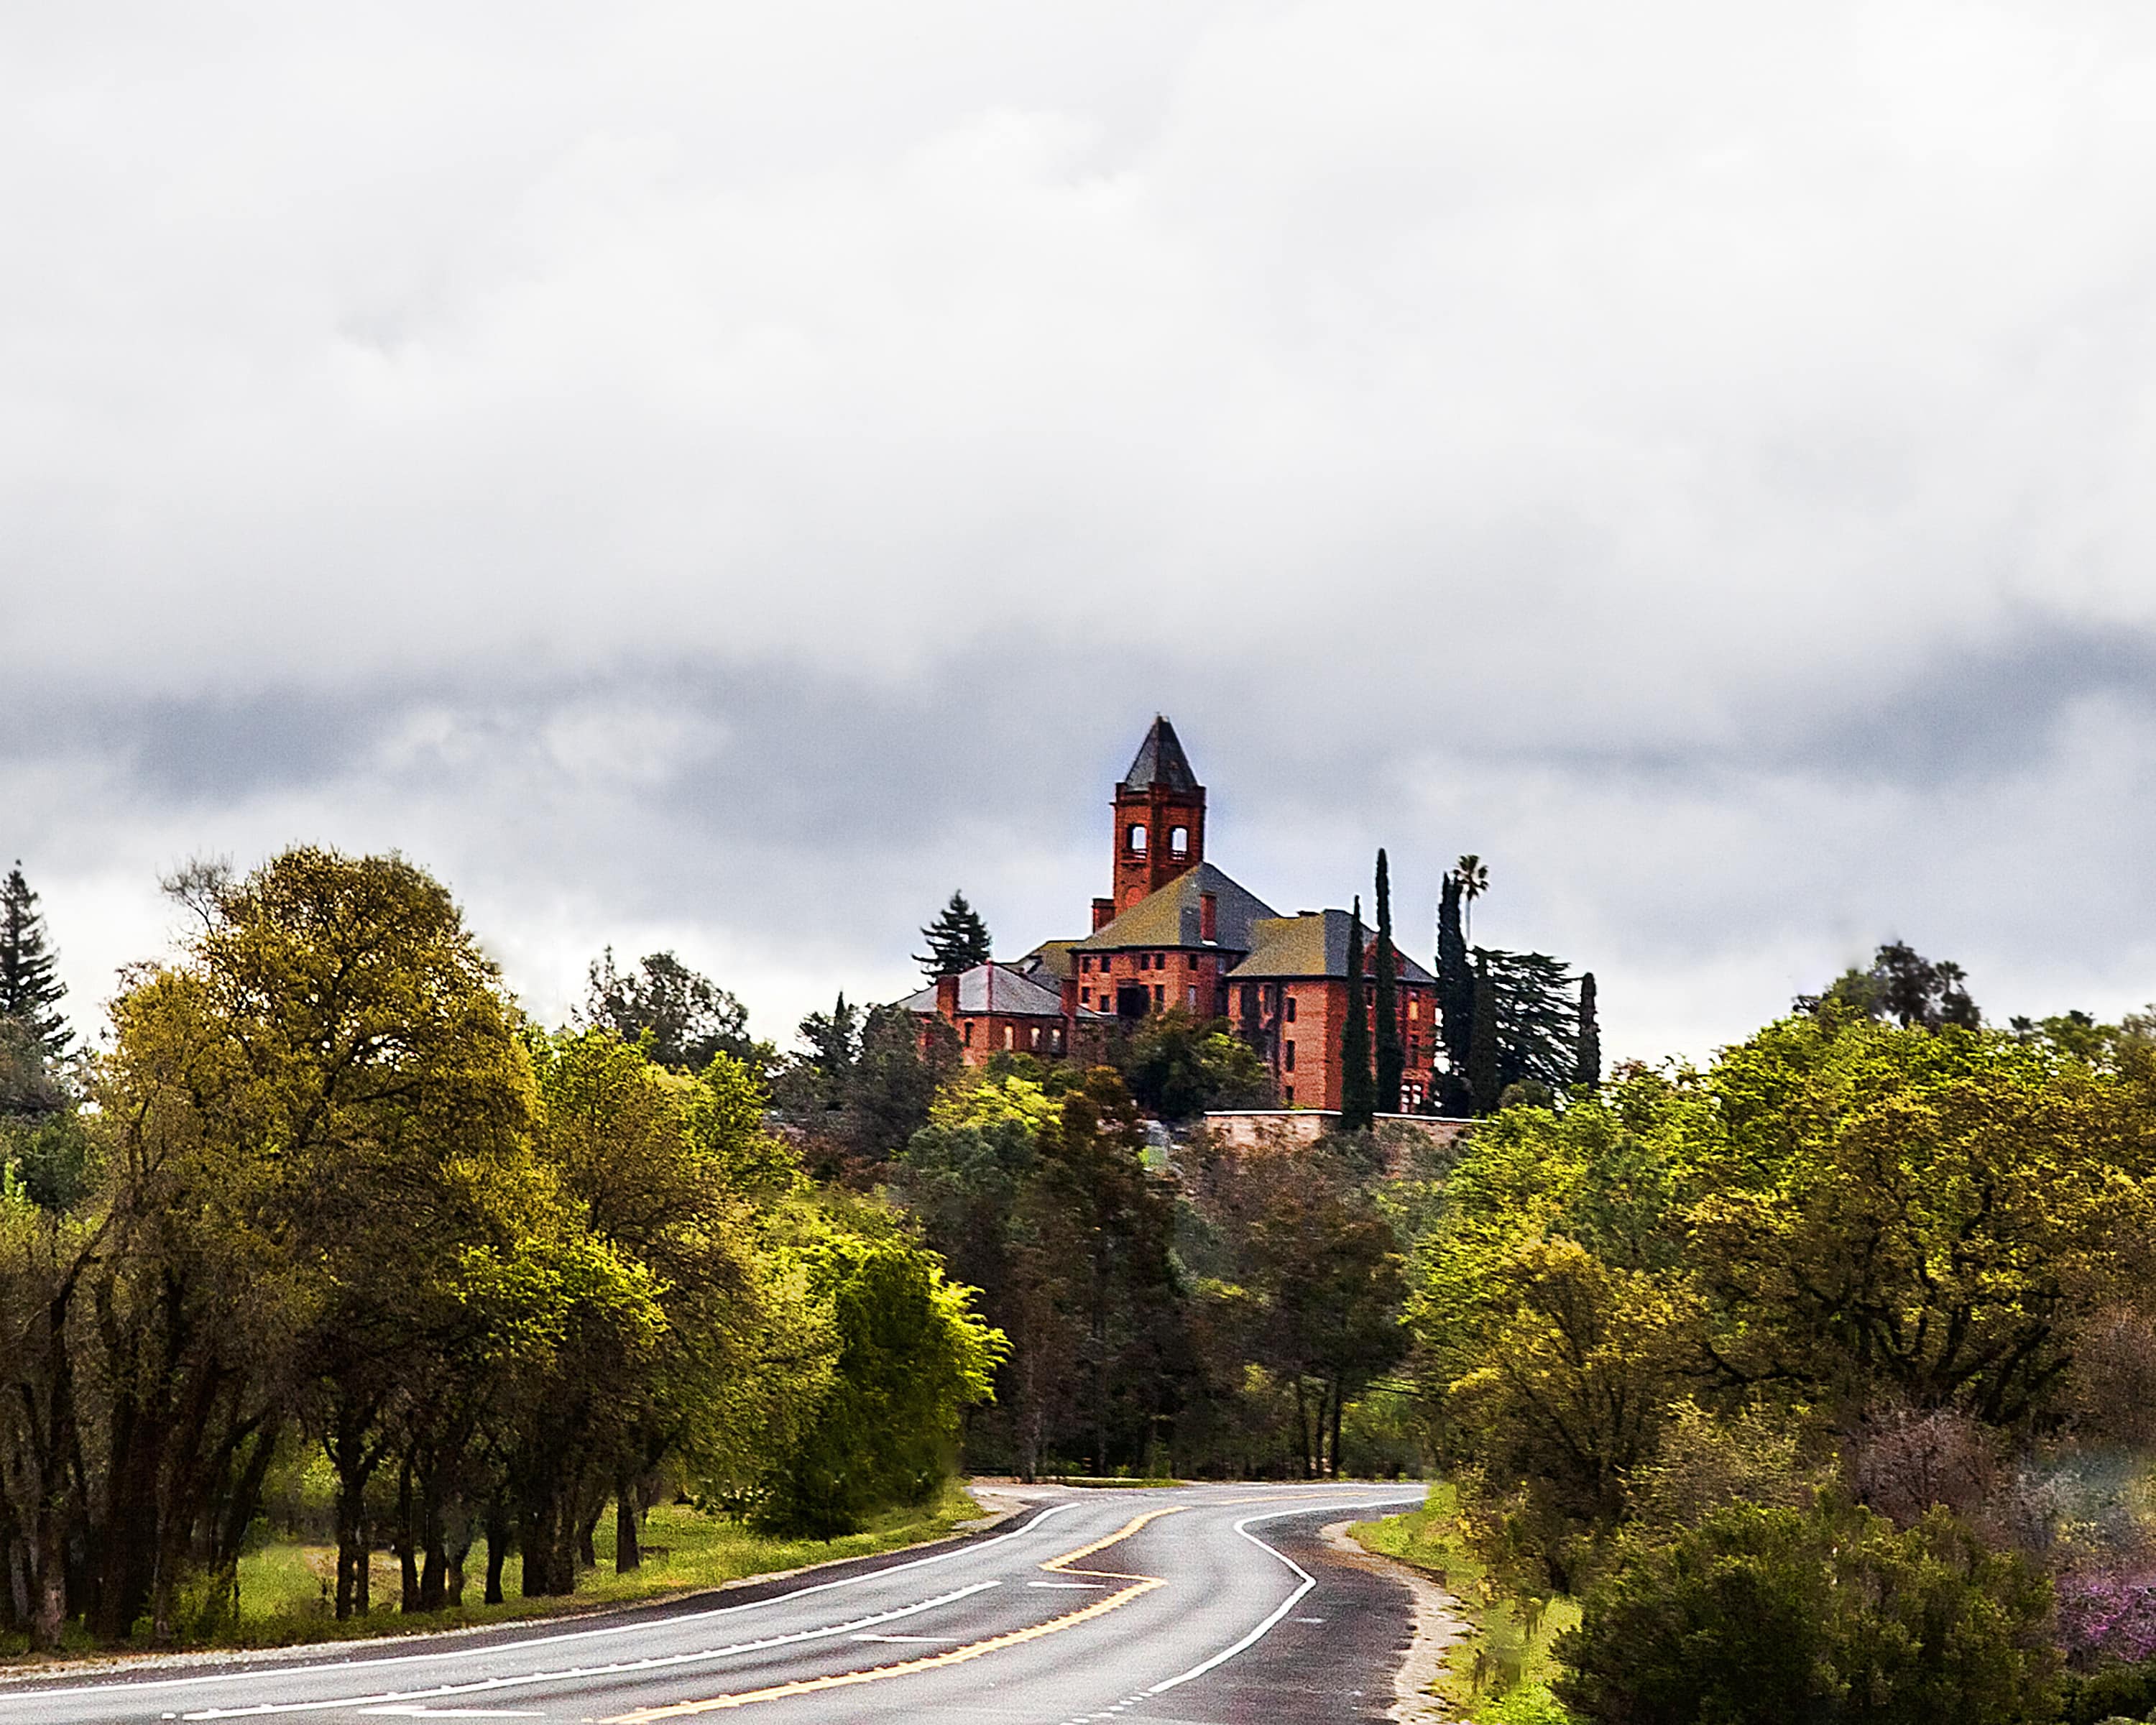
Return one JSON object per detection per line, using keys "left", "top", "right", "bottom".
{"left": 1119, "top": 715, "right": 1200, "bottom": 794}
{"left": 900, "top": 962, "right": 1110, "bottom": 1019}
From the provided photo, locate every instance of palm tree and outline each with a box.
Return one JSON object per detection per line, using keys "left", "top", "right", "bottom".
{"left": 1453, "top": 854, "right": 1489, "bottom": 944}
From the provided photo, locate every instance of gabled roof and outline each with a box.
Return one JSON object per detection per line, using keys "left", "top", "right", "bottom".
{"left": 1119, "top": 714, "right": 1200, "bottom": 794}
{"left": 1016, "top": 939, "right": 1080, "bottom": 984}
{"left": 1074, "top": 862, "right": 1279, "bottom": 954}
{"left": 899, "top": 962, "right": 1110, "bottom": 1019}
{"left": 1226, "top": 910, "right": 1439, "bottom": 983}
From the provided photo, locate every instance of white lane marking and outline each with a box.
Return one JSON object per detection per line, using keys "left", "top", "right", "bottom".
{"left": 848, "top": 1634, "right": 957, "bottom": 1644}
{"left": 1025, "top": 1581, "right": 1104, "bottom": 1589}
{"left": 1146, "top": 1494, "right": 1425, "bottom": 1696}
{"left": 356, "top": 1711, "right": 545, "bottom": 1718}
{"left": 6, "top": 1506, "right": 1074, "bottom": 1705}
{"left": 176, "top": 1582, "right": 998, "bottom": 1719}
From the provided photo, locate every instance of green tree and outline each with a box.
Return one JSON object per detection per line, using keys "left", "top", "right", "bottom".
{"left": 1116, "top": 1007, "right": 1275, "bottom": 1123}
{"left": 1480, "top": 948, "right": 1585, "bottom": 1095}
{"left": 752, "top": 1210, "right": 1005, "bottom": 1537}
{"left": 1804, "top": 942, "right": 1980, "bottom": 1031}
{"left": 1340, "top": 899, "right": 1375, "bottom": 1131}
{"left": 1467, "top": 954, "right": 1500, "bottom": 1115}
{"left": 1436, "top": 872, "right": 1473, "bottom": 1114}
{"left": 1554, "top": 1500, "right": 2058, "bottom": 1725}
{"left": 1373, "top": 851, "right": 1404, "bottom": 1116}
{"left": 1577, "top": 971, "right": 1601, "bottom": 1088}
{"left": 915, "top": 891, "right": 992, "bottom": 981}
{"left": 0, "top": 863, "right": 69, "bottom": 1059}
{"left": 584, "top": 948, "right": 763, "bottom": 1072}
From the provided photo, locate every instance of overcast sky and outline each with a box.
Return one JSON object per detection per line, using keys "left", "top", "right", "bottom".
{"left": 9, "top": 1, "right": 2156, "bottom": 1064}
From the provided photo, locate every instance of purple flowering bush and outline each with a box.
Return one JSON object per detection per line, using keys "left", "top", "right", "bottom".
{"left": 2057, "top": 1565, "right": 2156, "bottom": 1670}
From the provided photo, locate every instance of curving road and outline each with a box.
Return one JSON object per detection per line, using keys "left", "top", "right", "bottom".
{"left": 0, "top": 1483, "right": 1428, "bottom": 1725}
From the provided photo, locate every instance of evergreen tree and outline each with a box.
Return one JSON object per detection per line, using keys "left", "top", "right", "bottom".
{"left": 1480, "top": 948, "right": 1583, "bottom": 1095}
{"left": 584, "top": 947, "right": 760, "bottom": 1070}
{"left": 0, "top": 862, "right": 70, "bottom": 1059}
{"left": 915, "top": 891, "right": 992, "bottom": 981}
{"left": 1339, "top": 898, "right": 1375, "bottom": 1131}
{"left": 1373, "top": 850, "right": 1403, "bottom": 1116}
{"left": 1436, "top": 873, "right": 1473, "bottom": 1106}
{"left": 1575, "top": 970, "right": 1600, "bottom": 1088}
{"left": 1467, "top": 953, "right": 1500, "bottom": 1116}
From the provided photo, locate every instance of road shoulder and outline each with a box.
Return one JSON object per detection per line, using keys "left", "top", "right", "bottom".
{"left": 1326, "top": 1519, "right": 1469, "bottom": 1724}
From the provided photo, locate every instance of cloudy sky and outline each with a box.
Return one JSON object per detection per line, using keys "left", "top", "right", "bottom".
{"left": 9, "top": 1, "right": 2156, "bottom": 1064}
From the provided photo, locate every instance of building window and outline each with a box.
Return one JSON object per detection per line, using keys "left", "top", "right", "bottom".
{"left": 1153, "top": 984, "right": 1164, "bottom": 1006}
{"left": 1284, "top": 1041, "right": 1296, "bottom": 1072}
{"left": 1187, "top": 952, "right": 1199, "bottom": 969}
{"left": 1285, "top": 996, "right": 1298, "bottom": 1023}
{"left": 1187, "top": 985, "right": 1198, "bottom": 1007}
{"left": 1003, "top": 1025, "right": 1014, "bottom": 1049}
{"left": 1408, "top": 999, "right": 1418, "bottom": 1020}
{"left": 1170, "top": 825, "right": 1189, "bottom": 855}
{"left": 1284, "top": 1084, "right": 1294, "bottom": 1104}
{"left": 963, "top": 1021, "right": 975, "bottom": 1046}
{"left": 1128, "top": 823, "right": 1148, "bottom": 854}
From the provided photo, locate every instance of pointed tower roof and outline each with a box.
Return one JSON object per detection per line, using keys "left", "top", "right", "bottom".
{"left": 1119, "top": 714, "right": 1200, "bottom": 794}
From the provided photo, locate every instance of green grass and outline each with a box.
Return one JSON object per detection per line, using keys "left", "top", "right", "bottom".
{"left": 1353, "top": 1485, "right": 1579, "bottom": 1725}
{"left": 4, "top": 1481, "right": 985, "bottom": 1662}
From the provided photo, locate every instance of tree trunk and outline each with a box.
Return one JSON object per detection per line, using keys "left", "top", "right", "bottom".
{"left": 483, "top": 1501, "right": 510, "bottom": 1606}
{"left": 1293, "top": 1377, "right": 1312, "bottom": 1479}
{"left": 578, "top": 1496, "right": 602, "bottom": 1570}
{"left": 1329, "top": 1377, "right": 1344, "bottom": 1480}
{"left": 614, "top": 1471, "right": 642, "bottom": 1574}
{"left": 397, "top": 1458, "right": 420, "bottom": 1613}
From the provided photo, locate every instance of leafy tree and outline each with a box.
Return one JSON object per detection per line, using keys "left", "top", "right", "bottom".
{"left": 1805, "top": 942, "right": 1980, "bottom": 1031}
{"left": 915, "top": 891, "right": 992, "bottom": 981}
{"left": 1437, "top": 872, "right": 1473, "bottom": 1113}
{"left": 750, "top": 1210, "right": 1005, "bottom": 1537}
{"left": 1008, "top": 1070, "right": 1184, "bottom": 1476}
{"left": 1467, "top": 954, "right": 1500, "bottom": 1115}
{"left": 1373, "top": 850, "right": 1404, "bottom": 1116}
{"left": 1205, "top": 1150, "right": 1406, "bottom": 1477}
{"left": 791, "top": 992, "right": 859, "bottom": 1110}
{"left": 1115, "top": 1008, "right": 1275, "bottom": 1122}
{"left": 1340, "top": 899, "right": 1375, "bottom": 1131}
{"left": 1454, "top": 853, "right": 1490, "bottom": 944}
{"left": 584, "top": 948, "right": 763, "bottom": 1072}
{"left": 0, "top": 862, "right": 69, "bottom": 1059}
{"left": 1554, "top": 1500, "right": 2058, "bottom": 1725}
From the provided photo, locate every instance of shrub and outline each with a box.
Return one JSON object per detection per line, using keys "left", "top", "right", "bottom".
{"left": 1552, "top": 1499, "right": 2058, "bottom": 1725}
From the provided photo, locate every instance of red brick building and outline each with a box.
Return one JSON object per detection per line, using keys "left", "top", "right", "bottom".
{"left": 911, "top": 716, "right": 1443, "bottom": 1113}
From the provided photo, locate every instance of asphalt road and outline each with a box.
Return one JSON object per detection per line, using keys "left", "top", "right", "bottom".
{"left": 0, "top": 1484, "right": 1428, "bottom": 1725}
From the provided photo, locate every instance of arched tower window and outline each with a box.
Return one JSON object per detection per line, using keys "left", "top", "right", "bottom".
{"left": 1128, "top": 823, "right": 1148, "bottom": 854}
{"left": 1169, "top": 825, "right": 1189, "bottom": 856}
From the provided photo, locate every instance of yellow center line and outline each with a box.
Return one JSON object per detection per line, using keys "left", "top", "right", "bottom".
{"left": 602, "top": 1508, "right": 1184, "bottom": 1723}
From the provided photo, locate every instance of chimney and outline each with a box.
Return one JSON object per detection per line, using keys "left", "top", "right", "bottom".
{"left": 1092, "top": 896, "right": 1115, "bottom": 932}
{"left": 1200, "top": 891, "right": 1218, "bottom": 944}
{"left": 936, "top": 973, "right": 959, "bottom": 1021}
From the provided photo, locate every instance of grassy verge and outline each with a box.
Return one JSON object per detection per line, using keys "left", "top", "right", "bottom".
{"left": 4, "top": 1480, "right": 985, "bottom": 1662}
{"left": 1352, "top": 1483, "right": 1577, "bottom": 1725}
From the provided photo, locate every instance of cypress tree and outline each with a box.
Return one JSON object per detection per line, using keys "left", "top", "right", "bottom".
{"left": 1373, "top": 850, "right": 1403, "bottom": 1117}
{"left": 1467, "top": 952, "right": 1500, "bottom": 1116}
{"left": 913, "top": 891, "right": 993, "bottom": 981}
{"left": 0, "top": 862, "right": 70, "bottom": 1059}
{"left": 1575, "top": 971, "right": 1600, "bottom": 1088}
{"left": 1437, "top": 873, "right": 1472, "bottom": 1091}
{"left": 1339, "top": 897, "right": 1375, "bottom": 1131}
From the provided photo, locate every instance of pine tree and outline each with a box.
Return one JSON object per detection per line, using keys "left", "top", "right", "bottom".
{"left": 1437, "top": 873, "right": 1472, "bottom": 1081}
{"left": 1467, "top": 952, "right": 1500, "bottom": 1116}
{"left": 914, "top": 891, "right": 992, "bottom": 981}
{"left": 0, "top": 862, "right": 70, "bottom": 1059}
{"left": 1575, "top": 972, "right": 1600, "bottom": 1088}
{"left": 1339, "top": 897, "right": 1375, "bottom": 1131}
{"left": 1373, "top": 850, "right": 1403, "bottom": 1117}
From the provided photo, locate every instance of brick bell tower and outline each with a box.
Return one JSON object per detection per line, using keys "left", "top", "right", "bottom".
{"left": 1093, "top": 716, "right": 1206, "bottom": 929}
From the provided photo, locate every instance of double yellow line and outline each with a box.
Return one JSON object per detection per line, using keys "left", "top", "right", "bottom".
{"left": 604, "top": 1508, "right": 1181, "bottom": 1722}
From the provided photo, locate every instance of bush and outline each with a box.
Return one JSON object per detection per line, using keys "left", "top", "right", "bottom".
{"left": 1552, "top": 1499, "right": 2058, "bottom": 1725}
